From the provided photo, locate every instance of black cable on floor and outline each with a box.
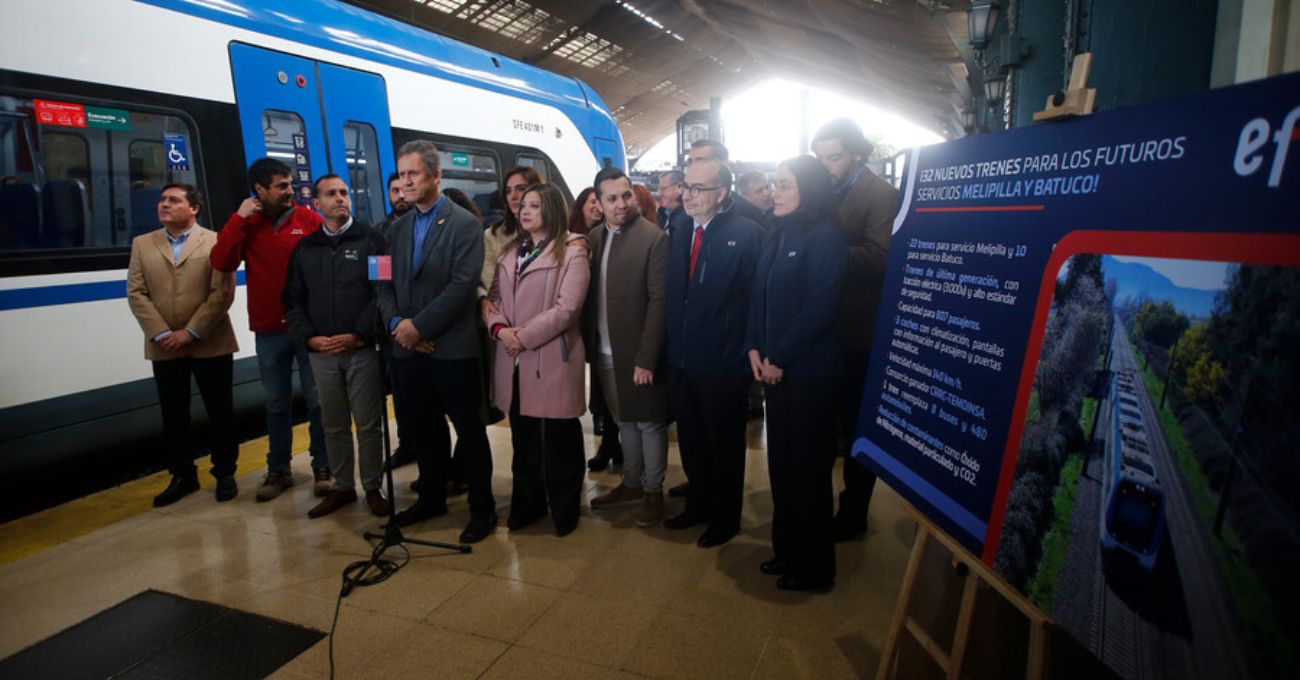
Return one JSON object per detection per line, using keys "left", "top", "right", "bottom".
{"left": 326, "top": 539, "right": 410, "bottom": 680}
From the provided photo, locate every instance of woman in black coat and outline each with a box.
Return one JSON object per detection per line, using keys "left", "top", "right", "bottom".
{"left": 745, "top": 155, "right": 847, "bottom": 591}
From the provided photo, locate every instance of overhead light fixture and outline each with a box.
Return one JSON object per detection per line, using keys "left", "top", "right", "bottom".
{"left": 983, "top": 70, "right": 1007, "bottom": 104}
{"left": 968, "top": 1, "right": 1002, "bottom": 50}
{"left": 960, "top": 108, "right": 976, "bottom": 131}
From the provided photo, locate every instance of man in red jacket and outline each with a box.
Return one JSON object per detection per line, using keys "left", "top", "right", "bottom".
{"left": 211, "top": 158, "right": 330, "bottom": 502}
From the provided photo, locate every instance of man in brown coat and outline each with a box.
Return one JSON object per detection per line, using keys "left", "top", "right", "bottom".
{"left": 127, "top": 183, "right": 239, "bottom": 507}
{"left": 583, "top": 167, "right": 671, "bottom": 527}
{"left": 811, "top": 118, "right": 900, "bottom": 542}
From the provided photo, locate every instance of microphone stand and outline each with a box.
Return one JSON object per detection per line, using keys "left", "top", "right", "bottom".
{"left": 353, "top": 337, "right": 469, "bottom": 589}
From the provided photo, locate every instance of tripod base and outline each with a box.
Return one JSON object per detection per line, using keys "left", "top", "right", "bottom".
{"left": 363, "top": 520, "right": 472, "bottom": 554}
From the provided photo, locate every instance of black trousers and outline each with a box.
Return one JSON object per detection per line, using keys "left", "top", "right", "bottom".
{"left": 152, "top": 354, "right": 237, "bottom": 479}
{"left": 766, "top": 375, "right": 837, "bottom": 582}
{"left": 837, "top": 350, "right": 877, "bottom": 522}
{"left": 390, "top": 355, "right": 494, "bottom": 517}
{"left": 672, "top": 368, "right": 750, "bottom": 533}
{"left": 588, "top": 363, "right": 619, "bottom": 445}
{"left": 509, "top": 369, "right": 584, "bottom": 533}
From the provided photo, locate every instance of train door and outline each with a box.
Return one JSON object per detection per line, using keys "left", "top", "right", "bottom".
{"left": 318, "top": 63, "right": 396, "bottom": 225}
{"left": 229, "top": 44, "right": 395, "bottom": 217}
{"left": 229, "top": 44, "right": 330, "bottom": 205}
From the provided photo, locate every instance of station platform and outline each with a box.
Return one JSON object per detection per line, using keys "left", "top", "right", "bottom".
{"left": 0, "top": 416, "right": 911, "bottom": 679}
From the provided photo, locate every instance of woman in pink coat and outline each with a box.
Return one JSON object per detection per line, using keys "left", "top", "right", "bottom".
{"left": 487, "top": 183, "right": 591, "bottom": 536}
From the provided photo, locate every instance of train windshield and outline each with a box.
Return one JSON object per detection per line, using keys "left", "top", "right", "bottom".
{"left": 1111, "top": 481, "right": 1161, "bottom": 552}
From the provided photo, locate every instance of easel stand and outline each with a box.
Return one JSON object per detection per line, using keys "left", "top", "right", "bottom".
{"left": 877, "top": 503, "right": 1050, "bottom": 680}
{"left": 1033, "top": 52, "right": 1097, "bottom": 122}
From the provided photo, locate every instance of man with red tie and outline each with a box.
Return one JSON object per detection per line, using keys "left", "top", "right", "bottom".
{"left": 661, "top": 158, "right": 763, "bottom": 547}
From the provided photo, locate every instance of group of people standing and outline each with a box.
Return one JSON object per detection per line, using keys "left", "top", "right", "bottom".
{"left": 126, "top": 117, "right": 897, "bottom": 593}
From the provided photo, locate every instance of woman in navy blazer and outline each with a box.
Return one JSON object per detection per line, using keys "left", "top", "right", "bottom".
{"left": 745, "top": 155, "right": 847, "bottom": 591}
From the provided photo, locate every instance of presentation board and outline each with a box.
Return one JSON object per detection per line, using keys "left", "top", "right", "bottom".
{"left": 854, "top": 71, "right": 1300, "bottom": 679}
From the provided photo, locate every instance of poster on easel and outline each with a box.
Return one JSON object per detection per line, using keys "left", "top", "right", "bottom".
{"left": 854, "top": 71, "right": 1300, "bottom": 679}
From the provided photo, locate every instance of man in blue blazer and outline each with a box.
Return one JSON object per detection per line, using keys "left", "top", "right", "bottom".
{"left": 662, "top": 158, "right": 763, "bottom": 547}
{"left": 376, "top": 140, "right": 496, "bottom": 543}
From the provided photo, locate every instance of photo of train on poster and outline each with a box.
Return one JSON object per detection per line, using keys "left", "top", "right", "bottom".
{"left": 995, "top": 253, "right": 1297, "bottom": 679}
{"left": 852, "top": 71, "right": 1300, "bottom": 678}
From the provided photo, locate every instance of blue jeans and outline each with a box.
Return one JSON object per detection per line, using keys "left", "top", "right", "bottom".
{"left": 255, "top": 332, "right": 326, "bottom": 471}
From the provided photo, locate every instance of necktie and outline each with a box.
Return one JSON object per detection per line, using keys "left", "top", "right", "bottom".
{"left": 689, "top": 226, "right": 704, "bottom": 279}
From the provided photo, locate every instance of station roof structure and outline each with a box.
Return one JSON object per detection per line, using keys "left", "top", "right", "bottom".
{"left": 347, "top": 0, "right": 980, "bottom": 158}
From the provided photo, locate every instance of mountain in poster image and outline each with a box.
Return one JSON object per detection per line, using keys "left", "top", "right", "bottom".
{"left": 1100, "top": 256, "right": 1219, "bottom": 317}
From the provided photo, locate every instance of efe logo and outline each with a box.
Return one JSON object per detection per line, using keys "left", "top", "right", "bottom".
{"left": 1233, "top": 106, "right": 1300, "bottom": 187}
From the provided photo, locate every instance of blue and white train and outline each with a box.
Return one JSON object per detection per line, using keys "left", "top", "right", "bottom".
{"left": 0, "top": 0, "right": 624, "bottom": 517}
{"left": 1100, "top": 369, "right": 1167, "bottom": 573}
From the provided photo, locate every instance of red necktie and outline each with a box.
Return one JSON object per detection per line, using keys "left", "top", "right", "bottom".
{"left": 689, "top": 225, "right": 704, "bottom": 279}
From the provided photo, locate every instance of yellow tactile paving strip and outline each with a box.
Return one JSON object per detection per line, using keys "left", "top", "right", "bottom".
{"left": 0, "top": 393, "right": 425, "bottom": 567}
{"left": 0, "top": 422, "right": 311, "bottom": 566}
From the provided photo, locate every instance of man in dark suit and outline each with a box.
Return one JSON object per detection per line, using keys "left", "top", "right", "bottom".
{"left": 662, "top": 158, "right": 763, "bottom": 547}
{"left": 655, "top": 169, "right": 684, "bottom": 230}
{"left": 811, "top": 118, "right": 900, "bottom": 542}
{"left": 376, "top": 139, "right": 496, "bottom": 543}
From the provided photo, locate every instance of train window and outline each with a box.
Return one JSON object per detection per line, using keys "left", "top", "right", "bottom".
{"left": 343, "top": 121, "right": 384, "bottom": 226}
{"left": 515, "top": 153, "right": 548, "bottom": 181}
{"left": 262, "top": 110, "right": 304, "bottom": 164}
{"left": 438, "top": 147, "right": 499, "bottom": 219}
{"left": 0, "top": 93, "right": 201, "bottom": 252}
{"left": 129, "top": 141, "right": 166, "bottom": 187}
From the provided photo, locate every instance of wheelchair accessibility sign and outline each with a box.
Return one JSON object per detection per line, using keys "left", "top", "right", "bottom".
{"left": 164, "top": 133, "right": 190, "bottom": 171}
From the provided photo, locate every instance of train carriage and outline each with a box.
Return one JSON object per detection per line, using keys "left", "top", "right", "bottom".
{"left": 1100, "top": 369, "right": 1167, "bottom": 573}
{"left": 0, "top": 0, "right": 624, "bottom": 518}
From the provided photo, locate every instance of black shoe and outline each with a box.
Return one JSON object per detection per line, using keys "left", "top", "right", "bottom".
{"left": 831, "top": 515, "right": 868, "bottom": 542}
{"left": 663, "top": 511, "right": 705, "bottom": 530}
{"left": 447, "top": 480, "right": 469, "bottom": 496}
{"left": 555, "top": 520, "right": 578, "bottom": 537}
{"left": 384, "top": 445, "right": 416, "bottom": 472}
{"left": 696, "top": 527, "right": 737, "bottom": 548}
{"left": 668, "top": 481, "right": 690, "bottom": 498}
{"left": 153, "top": 475, "right": 200, "bottom": 507}
{"left": 586, "top": 454, "right": 611, "bottom": 473}
{"left": 392, "top": 498, "right": 448, "bottom": 527}
{"left": 759, "top": 558, "right": 786, "bottom": 576}
{"left": 459, "top": 512, "right": 498, "bottom": 543}
{"left": 776, "top": 574, "right": 834, "bottom": 592}
{"left": 597, "top": 439, "right": 623, "bottom": 465}
{"left": 507, "top": 509, "right": 546, "bottom": 531}
{"left": 215, "top": 476, "right": 238, "bottom": 502}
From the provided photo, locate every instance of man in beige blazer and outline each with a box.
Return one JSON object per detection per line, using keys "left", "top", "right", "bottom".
{"left": 127, "top": 183, "right": 240, "bottom": 507}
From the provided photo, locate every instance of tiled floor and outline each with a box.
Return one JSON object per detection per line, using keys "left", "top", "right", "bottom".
{"left": 0, "top": 417, "right": 915, "bottom": 679}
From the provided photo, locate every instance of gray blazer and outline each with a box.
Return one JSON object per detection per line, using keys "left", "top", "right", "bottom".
{"left": 377, "top": 197, "right": 485, "bottom": 360}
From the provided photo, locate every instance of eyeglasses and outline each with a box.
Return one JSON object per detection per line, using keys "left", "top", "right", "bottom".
{"left": 684, "top": 184, "right": 724, "bottom": 197}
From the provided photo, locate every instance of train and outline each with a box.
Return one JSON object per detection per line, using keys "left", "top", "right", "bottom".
{"left": 0, "top": 0, "right": 624, "bottom": 519}
{"left": 1099, "top": 369, "right": 1167, "bottom": 573}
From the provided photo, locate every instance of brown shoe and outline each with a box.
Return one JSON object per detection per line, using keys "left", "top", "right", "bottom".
{"left": 590, "top": 484, "right": 644, "bottom": 509}
{"left": 365, "top": 489, "right": 391, "bottom": 517}
{"left": 255, "top": 468, "right": 294, "bottom": 502}
{"left": 668, "top": 481, "right": 690, "bottom": 498}
{"left": 313, "top": 467, "right": 333, "bottom": 497}
{"left": 634, "top": 492, "right": 664, "bottom": 527}
{"left": 307, "top": 489, "right": 357, "bottom": 518}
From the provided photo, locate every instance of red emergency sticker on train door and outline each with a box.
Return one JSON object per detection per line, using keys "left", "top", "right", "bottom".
{"left": 34, "top": 99, "right": 87, "bottom": 128}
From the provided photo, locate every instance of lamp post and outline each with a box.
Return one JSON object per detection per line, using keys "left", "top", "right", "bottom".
{"left": 968, "top": 1, "right": 1002, "bottom": 51}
